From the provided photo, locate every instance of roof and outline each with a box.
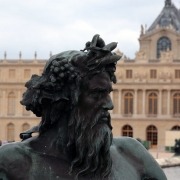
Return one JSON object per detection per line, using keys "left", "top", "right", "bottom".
{"left": 147, "top": 0, "right": 180, "bottom": 32}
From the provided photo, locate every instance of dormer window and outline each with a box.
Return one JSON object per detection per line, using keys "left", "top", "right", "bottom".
{"left": 157, "top": 36, "right": 171, "bottom": 58}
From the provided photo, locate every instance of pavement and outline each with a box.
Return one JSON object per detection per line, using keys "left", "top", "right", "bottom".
{"left": 163, "top": 166, "right": 180, "bottom": 180}
{"left": 148, "top": 149, "right": 174, "bottom": 159}
{"left": 148, "top": 149, "right": 180, "bottom": 180}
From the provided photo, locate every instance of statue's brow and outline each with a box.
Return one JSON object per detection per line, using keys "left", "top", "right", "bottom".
{"left": 91, "top": 87, "right": 113, "bottom": 92}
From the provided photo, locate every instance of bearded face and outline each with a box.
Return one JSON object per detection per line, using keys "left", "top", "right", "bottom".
{"left": 67, "top": 72, "right": 114, "bottom": 179}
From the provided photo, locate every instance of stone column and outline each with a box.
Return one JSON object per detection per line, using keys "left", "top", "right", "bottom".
{"left": 0, "top": 92, "right": 2, "bottom": 116}
{"left": 112, "top": 90, "right": 119, "bottom": 114}
{"left": 167, "top": 90, "right": 170, "bottom": 115}
{"left": 119, "top": 90, "right": 122, "bottom": 115}
{"left": 134, "top": 89, "right": 137, "bottom": 116}
{"left": 142, "top": 90, "right": 146, "bottom": 115}
{"left": 17, "top": 90, "right": 22, "bottom": 116}
{"left": 158, "top": 90, "right": 162, "bottom": 115}
{"left": 2, "top": 90, "right": 7, "bottom": 116}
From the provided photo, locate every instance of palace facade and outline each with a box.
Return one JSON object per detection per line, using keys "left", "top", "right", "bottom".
{"left": 0, "top": 59, "right": 45, "bottom": 143}
{"left": 0, "top": 0, "right": 180, "bottom": 149}
{"left": 112, "top": 0, "right": 180, "bottom": 149}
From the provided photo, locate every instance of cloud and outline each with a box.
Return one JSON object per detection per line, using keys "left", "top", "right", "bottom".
{"left": 0, "top": 0, "right": 179, "bottom": 59}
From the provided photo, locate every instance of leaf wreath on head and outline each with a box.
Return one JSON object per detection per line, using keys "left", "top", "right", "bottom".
{"left": 21, "top": 34, "right": 122, "bottom": 117}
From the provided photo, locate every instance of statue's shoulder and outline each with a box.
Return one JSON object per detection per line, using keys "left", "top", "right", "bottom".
{"left": 0, "top": 142, "right": 32, "bottom": 179}
{"left": 111, "top": 137, "right": 167, "bottom": 180}
{"left": 112, "top": 136, "right": 155, "bottom": 163}
{"left": 0, "top": 142, "right": 31, "bottom": 180}
{"left": 113, "top": 136, "right": 140, "bottom": 148}
{"left": 112, "top": 136, "right": 149, "bottom": 159}
{"left": 0, "top": 142, "right": 30, "bottom": 167}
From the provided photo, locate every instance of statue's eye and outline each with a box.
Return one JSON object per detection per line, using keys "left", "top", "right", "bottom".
{"left": 90, "top": 91, "right": 99, "bottom": 98}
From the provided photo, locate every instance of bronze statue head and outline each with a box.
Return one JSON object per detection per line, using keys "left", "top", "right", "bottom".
{"left": 20, "top": 34, "right": 121, "bottom": 179}
{"left": 21, "top": 34, "right": 121, "bottom": 124}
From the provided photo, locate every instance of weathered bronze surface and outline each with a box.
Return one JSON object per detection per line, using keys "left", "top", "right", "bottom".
{"left": 0, "top": 35, "right": 167, "bottom": 180}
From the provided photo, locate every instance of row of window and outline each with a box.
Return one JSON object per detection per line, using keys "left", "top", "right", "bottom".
{"left": 4, "top": 123, "right": 180, "bottom": 143}
{"left": 1, "top": 91, "right": 180, "bottom": 116}
{"left": 3, "top": 123, "right": 30, "bottom": 141}
{"left": 126, "top": 69, "right": 180, "bottom": 79}
{"left": 124, "top": 92, "right": 180, "bottom": 115}
{"left": 122, "top": 125, "right": 180, "bottom": 146}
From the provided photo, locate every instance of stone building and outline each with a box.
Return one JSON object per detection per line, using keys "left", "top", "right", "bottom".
{"left": 112, "top": 0, "right": 180, "bottom": 149}
{"left": 0, "top": 0, "right": 180, "bottom": 149}
{"left": 0, "top": 56, "right": 45, "bottom": 143}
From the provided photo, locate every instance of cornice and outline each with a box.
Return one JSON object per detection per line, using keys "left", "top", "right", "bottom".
{"left": 0, "top": 59, "right": 47, "bottom": 66}
{"left": 117, "top": 62, "right": 180, "bottom": 67}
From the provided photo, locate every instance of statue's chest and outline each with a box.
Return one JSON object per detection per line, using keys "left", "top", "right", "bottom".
{"left": 28, "top": 154, "right": 72, "bottom": 180}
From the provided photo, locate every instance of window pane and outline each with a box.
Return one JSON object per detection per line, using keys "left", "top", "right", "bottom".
{"left": 9, "top": 69, "right": 16, "bottom": 78}
{"left": 148, "top": 93, "right": 157, "bottom": 115}
{"left": 22, "top": 123, "right": 30, "bottom": 132}
{"left": 24, "top": 69, "right": 31, "bottom": 78}
{"left": 146, "top": 125, "right": 158, "bottom": 145}
{"left": 150, "top": 70, "right": 157, "bottom": 79}
{"left": 175, "top": 70, "right": 180, "bottom": 78}
{"left": 7, "top": 123, "right": 15, "bottom": 142}
{"left": 173, "top": 93, "right": 180, "bottom": 115}
{"left": 8, "top": 93, "right": 15, "bottom": 115}
{"left": 122, "top": 125, "right": 133, "bottom": 137}
{"left": 124, "top": 93, "right": 133, "bottom": 114}
{"left": 157, "top": 36, "right": 171, "bottom": 58}
{"left": 126, "top": 70, "right": 133, "bottom": 79}
{"left": 172, "top": 126, "right": 180, "bottom": 131}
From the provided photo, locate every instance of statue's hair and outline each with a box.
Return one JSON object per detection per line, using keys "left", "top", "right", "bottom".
{"left": 20, "top": 34, "right": 121, "bottom": 126}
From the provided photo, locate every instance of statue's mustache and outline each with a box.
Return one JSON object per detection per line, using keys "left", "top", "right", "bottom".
{"left": 90, "top": 110, "right": 112, "bottom": 130}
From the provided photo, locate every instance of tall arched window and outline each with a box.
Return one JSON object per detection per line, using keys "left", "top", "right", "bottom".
{"left": 22, "top": 123, "right": 30, "bottom": 132}
{"left": 8, "top": 92, "right": 15, "bottom": 116}
{"left": 122, "top": 125, "right": 133, "bottom": 137}
{"left": 124, "top": 92, "right": 133, "bottom": 115}
{"left": 0, "top": 95, "right": 1, "bottom": 116}
{"left": 148, "top": 93, "right": 158, "bottom": 115}
{"left": 173, "top": 93, "right": 180, "bottom": 116}
{"left": 146, "top": 125, "right": 158, "bottom": 146}
{"left": 171, "top": 125, "right": 180, "bottom": 131}
{"left": 7, "top": 123, "right": 15, "bottom": 142}
{"left": 157, "top": 36, "right": 171, "bottom": 58}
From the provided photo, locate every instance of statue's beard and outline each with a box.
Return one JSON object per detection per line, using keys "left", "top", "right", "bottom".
{"left": 67, "top": 107, "right": 113, "bottom": 179}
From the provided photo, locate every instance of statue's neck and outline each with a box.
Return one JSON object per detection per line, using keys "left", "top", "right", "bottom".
{"left": 29, "top": 119, "right": 72, "bottom": 162}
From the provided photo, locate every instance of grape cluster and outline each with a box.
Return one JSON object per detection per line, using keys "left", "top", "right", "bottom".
{"left": 49, "top": 58, "right": 78, "bottom": 89}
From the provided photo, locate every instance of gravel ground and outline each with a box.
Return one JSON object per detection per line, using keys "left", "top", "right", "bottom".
{"left": 163, "top": 166, "right": 180, "bottom": 180}
{"left": 148, "top": 150, "right": 179, "bottom": 180}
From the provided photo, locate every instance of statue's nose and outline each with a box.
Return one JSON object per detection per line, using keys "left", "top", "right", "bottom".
{"left": 102, "top": 96, "right": 114, "bottom": 110}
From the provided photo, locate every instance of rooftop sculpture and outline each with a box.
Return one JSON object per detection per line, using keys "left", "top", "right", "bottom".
{"left": 0, "top": 35, "right": 167, "bottom": 180}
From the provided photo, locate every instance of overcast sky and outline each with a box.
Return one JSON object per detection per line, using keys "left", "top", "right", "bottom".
{"left": 0, "top": 0, "right": 180, "bottom": 59}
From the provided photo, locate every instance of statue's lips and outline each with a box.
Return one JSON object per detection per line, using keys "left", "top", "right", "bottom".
{"left": 99, "top": 112, "right": 110, "bottom": 122}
